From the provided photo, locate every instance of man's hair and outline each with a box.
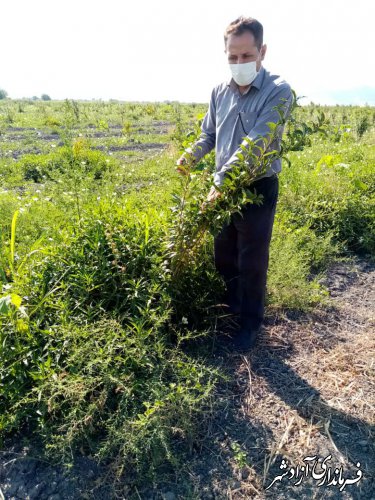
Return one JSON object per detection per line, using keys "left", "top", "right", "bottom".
{"left": 224, "top": 16, "right": 263, "bottom": 50}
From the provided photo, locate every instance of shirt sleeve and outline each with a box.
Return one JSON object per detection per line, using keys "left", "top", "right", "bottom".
{"left": 213, "top": 83, "right": 293, "bottom": 186}
{"left": 184, "top": 87, "right": 216, "bottom": 163}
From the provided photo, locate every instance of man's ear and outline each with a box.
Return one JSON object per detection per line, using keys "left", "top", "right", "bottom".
{"left": 261, "top": 44, "right": 267, "bottom": 60}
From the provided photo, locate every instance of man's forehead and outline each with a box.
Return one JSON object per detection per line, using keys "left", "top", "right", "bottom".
{"left": 226, "top": 33, "right": 258, "bottom": 52}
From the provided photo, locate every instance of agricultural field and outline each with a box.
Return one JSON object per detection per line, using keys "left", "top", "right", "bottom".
{"left": 0, "top": 98, "right": 374, "bottom": 499}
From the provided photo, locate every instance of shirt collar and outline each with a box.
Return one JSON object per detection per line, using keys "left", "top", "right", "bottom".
{"left": 227, "top": 65, "right": 265, "bottom": 93}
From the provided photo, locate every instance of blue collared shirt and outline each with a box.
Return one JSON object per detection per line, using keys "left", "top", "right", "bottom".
{"left": 186, "top": 66, "right": 293, "bottom": 186}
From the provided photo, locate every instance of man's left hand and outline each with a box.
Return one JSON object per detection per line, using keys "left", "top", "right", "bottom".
{"left": 200, "top": 185, "right": 222, "bottom": 211}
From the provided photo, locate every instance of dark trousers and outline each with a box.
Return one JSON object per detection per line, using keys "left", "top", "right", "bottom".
{"left": 214, "top": 174, "right": 279, "bottom": 330}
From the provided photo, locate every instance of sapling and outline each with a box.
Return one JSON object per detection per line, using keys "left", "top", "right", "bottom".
{"left": 166, "top": 97, "right": 297, "bottom": 280}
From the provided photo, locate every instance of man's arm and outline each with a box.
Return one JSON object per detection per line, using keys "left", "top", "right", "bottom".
{"left": 213, "top": 84, "right": 293, "bottom": 187}
{"left": 179, "top": 87, "right": 216, "bottom": 165}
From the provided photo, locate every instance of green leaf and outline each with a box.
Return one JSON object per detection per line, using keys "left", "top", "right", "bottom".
{"left": 353, "top": 179, "right": 369, "bottom": 191}
{"left": 10, "top": 209, "right": 19, "bottom": 269}
{"left": 10, "top": 293, "right": 22, "bottom": 309}
{"left": 0, "top": 295, "right": 12, "bottom": 315}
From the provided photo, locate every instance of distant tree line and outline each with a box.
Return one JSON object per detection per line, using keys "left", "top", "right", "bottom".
{"left": 0, "top": 89, "right": 52, "bottom": 100}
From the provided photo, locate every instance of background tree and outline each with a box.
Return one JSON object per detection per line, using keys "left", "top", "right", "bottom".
{"left": 0, "top": 89, "right": 8, "bottom": 100}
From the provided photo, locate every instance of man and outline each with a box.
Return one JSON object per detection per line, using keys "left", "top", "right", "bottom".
{"left": 176, "top": 16, "right": 293, "bottom": 351}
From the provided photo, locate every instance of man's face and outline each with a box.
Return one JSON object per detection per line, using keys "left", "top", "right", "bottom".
{"left": 225, "top": 31, "right": 266, "bottom": 72}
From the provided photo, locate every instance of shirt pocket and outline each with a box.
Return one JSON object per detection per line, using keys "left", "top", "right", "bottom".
{"left": 239, "top": 110, "right": 258, "bottom": 135}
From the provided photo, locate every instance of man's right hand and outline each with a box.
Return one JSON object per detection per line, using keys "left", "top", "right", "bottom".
{"left": 176, "top": 155, "right": 189, "bottom": 175}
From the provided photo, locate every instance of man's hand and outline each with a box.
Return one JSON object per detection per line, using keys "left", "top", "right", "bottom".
{"left": 200, "top": 185, "right": 222, "bottom": 211}
{"left": 176, "top": 151, "right": 198, "bottom": 175}
{"left": 176, "top": 154, "right": 189, "bottom": 175}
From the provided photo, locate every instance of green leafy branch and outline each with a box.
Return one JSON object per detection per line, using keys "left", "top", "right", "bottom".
{"left": 166, "top": 92, "right": 330, "bottom": 280}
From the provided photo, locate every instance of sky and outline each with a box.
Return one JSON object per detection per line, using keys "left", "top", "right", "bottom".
{"left": 1, "top": 0, "right": 374, "bottom": 105}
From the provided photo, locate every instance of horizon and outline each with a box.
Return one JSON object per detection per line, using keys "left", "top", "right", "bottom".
{"left": 2, "top": 96, "right": 374, "bottom": 108}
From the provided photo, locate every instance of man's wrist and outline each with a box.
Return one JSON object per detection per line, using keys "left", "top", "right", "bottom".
{"left": 213, "top": 171, "right": 224, "bottom": 187}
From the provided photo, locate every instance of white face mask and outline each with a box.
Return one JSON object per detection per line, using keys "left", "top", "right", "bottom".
{"left": 229, "top": 61, "right": 259, "bottom": 86}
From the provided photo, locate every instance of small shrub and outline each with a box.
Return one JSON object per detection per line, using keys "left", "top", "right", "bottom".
{"left": 19, "top": 141, "right": 113, "bottom": 183}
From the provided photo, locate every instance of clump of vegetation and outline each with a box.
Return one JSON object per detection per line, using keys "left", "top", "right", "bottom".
{"left": 278, "top": 147, "right": 375, "bottom": 254}
{"left": 19, "top": 138, "right": 113, "bottom": 182}
{"left": 0, "top": 206, "right": 223, "bottom": 481}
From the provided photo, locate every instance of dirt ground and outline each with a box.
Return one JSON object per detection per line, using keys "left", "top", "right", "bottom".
{"left": 0, "top": 255, "right": 374, "bottom": 499}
